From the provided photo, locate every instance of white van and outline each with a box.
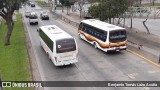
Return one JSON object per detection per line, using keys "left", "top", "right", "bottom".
{"left": 37, "top": 25, "right": 78, "bottom": 66}
{"left": 25, "top": 10, "right": 31, "bottom": 17}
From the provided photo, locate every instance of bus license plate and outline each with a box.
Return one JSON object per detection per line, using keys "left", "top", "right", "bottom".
{"left": 116, "top": 47, "right": 120, "bottom": 51}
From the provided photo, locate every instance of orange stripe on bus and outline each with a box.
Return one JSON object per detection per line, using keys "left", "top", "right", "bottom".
{"left": 79, "top": 30, "right": 127, "bottom": 48}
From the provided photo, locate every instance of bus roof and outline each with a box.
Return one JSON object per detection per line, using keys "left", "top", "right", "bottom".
{"left": 81, "top": 19, "right": 125, "bottom": 31}
{"left": 39, "top": 25, "right": 73, "bottom": 41}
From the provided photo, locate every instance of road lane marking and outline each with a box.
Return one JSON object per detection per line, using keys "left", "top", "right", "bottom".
{"left": 127, "top": 73, "right": 139, "bottom": 79}
{"left": 127, "top": 49, "right": 160, "bottom": 68}
{"left": 143, "top": 87, "right": 150, "bottom": 90}
{"left": 127, "top": 74, "right": 135, "bottom": 79}
{"left": 148, "top": 70, "right": 156, "bottom": 74}
{"left": 147, "top": 70, "right": 160, "bottom": 74}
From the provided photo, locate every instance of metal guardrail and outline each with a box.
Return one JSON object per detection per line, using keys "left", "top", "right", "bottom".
{"left": 62, "top": 16, "right": 79, "bottom": 28}
{"left": 126, "top": 6, "right": 160, "bottom": 19}
{"left": 53, "top": 12, "right": 80, "bottom": 28}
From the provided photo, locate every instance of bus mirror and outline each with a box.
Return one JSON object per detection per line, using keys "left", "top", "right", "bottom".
{"left": 37, "top": 29, "right": 39, "bottom": 32}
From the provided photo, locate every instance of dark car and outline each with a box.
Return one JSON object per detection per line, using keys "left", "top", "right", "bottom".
{"left": 40, "top": 11, "right": 49, "bottom": 20}
{"left": 31, "top": 3, "right": 35, "bottom": 7}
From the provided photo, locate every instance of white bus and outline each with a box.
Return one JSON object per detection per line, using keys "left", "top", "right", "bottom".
{"left": 37, "top": 25, "right": 78, "bottom": 66}
{"left": 78, "top": 19, "right": 127, "bottom": 52}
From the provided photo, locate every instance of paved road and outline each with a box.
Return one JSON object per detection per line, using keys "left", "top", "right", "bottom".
{"left": 22, "top": 6, "right": 160, "bottom": 90}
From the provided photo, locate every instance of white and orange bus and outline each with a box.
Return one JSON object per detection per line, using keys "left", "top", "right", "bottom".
{"left": 78, "top": 19, "right": 127, "bottom": 52}
{"left": 37, "top": 25, "right": 78, "bottom": 66}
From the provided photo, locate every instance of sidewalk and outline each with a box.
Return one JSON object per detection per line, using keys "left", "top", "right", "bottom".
{"left": 54, "top": 9, "right": 160, "bottom": 63}
{"left": 123, "top": 18, "right": 160, "bottom": 37}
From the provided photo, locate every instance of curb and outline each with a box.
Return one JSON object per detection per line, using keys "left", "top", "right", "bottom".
{"left": 22, "top": 13, "right": 44, "bottom": 90}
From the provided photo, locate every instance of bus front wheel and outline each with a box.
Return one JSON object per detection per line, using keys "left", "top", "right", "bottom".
{"left": 47, "top": 52, "right": 51, "bottom": 60}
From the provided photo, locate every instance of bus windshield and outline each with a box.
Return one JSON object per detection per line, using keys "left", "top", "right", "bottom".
{"left": 56, "top": 38, "right": 76, "bottom": 53}
{"left": 109, "top": 30, "right": 126, "bottom": 43}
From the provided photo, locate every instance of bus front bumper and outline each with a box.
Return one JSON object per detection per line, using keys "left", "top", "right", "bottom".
{"left": 107, "top": 46, "right": 127, "bottom": 51}
{"left": 54, "top": 59, "right": 78, "bottom": 66}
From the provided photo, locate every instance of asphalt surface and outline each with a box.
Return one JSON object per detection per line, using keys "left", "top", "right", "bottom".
{"left": 22, "top": 5, "right": 160, "bottom": 90}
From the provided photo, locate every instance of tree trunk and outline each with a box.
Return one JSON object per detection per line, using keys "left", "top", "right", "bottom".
{"left": 67, "top": 7, "right": 68, "bottom": 15}
{"left": 123, "top": 17, "right": 125, "bottom": 28}
{"left": 143, "top": 12, "right": 150, "bottom": 34}
{"left": 79, "top": 9, "right": 82, "bottom": 18}
{"left": 62, "top": 6, "right": 64, "bottom": 13}
{"left": 109, "top": 18, "right": 111, "bottom": 24}
{"left": 112, "top": 18, "right": 114, "bottom": 24}
{"left": 140, "top": 0, "right": 142, "bottom": 6}
{"left": 71, "top": 5, "right": 74, "bottom": 12}
{"left": 130, "top": 11, "right": 133, "bottom": 29}
{"left": 117, "top": 18, "right": 120, "bottom": 25}
{"left": 130, "top": 17, "right": 133, "bottom": 29}
{"left": 5, "top": 17, "right": 14, "bottom": 45}
{"left": 153, "top": 0, "right": 155, "bottom": 6}
{"left": 67, "top": 7, "right": 69, "bottom": 15}
{"left": 78, "top": 2, "right": 82, "bottom": 18}
{"left": 143, "top": 18, "right": 150, "bottom": 34}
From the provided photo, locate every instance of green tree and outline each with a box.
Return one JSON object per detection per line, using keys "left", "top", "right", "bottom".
{"left": 0, "top": 0, "right": 28, "bottom": 45}
{"left": 64, "top": 0, "right": 75, "bottom": 15}
{"left": 77, "top": 0, "right": 84, "bottom": 18}
{"left": 88, "top": 0, "right": 100, "bottom": 6}
{"left": 88, "top": 0, "right": 128, "bottom": 23}
{"left": 59, "top": 0, "right": 65, "bottom": 12}
{"left": 59, "top": 0, "right": 76, "bottom": 14}
{"left": 88, "top": 5, "right": 99, "bottom": 18}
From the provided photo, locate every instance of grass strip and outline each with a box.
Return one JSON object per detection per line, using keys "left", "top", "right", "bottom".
{"left": 0, "top": 14, "right": 32, "bottom": 90}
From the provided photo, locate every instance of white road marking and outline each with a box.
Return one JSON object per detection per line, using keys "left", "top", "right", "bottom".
{"left": 127, "top": 73, "right": 139, "bottom": 79}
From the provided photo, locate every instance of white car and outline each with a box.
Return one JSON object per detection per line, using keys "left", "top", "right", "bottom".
{"left": 25, "top": 10, "right": 31, "bottom": 17}
{"left": 40, "top": 11, "right": 49, "bottom": 20}
{"left": 29, "top": 12, "right": 38, "bottom": 25}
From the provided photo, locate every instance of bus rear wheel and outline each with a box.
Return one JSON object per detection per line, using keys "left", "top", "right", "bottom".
{"left": 79, "top": 34, "right": 81, "bottom": 39}
{"left": 94, "top": 42, "right": 97, "bottom": 49}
